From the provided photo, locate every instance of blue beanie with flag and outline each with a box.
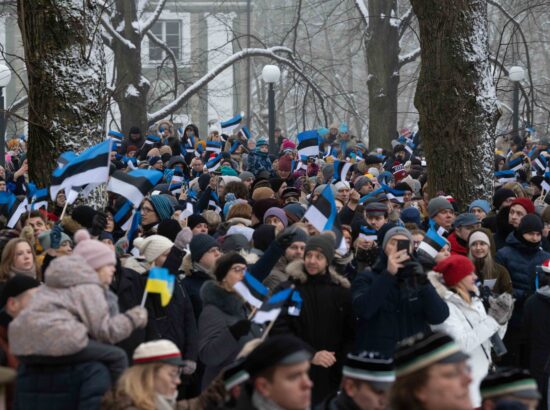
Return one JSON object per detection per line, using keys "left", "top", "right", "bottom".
{"left": 149, "top": 195, "right": 174, "bottom": 221}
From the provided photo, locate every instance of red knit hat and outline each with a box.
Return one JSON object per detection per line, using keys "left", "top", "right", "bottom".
{"left": 510, "top": 197, "right": 535, "bottom": 215}
{"left": 278, "top": 155, "right": 292, "bottom": 172}
{"left": 281, "top": 139, "right": 296, "bottom": 151}
{"left": 433, "top": 255, "right": 475, "bottom": 287}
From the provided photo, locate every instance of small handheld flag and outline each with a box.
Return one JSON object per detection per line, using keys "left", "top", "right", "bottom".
{"left": 233, "top": 272, "right": 269, "bottom": 308}
{"left": 297, "top": 130, "right": 320, "bottom": 159}
{"left": 143, "top": 267, "right": 175, "bottom": 307}
{"left": 252, "top": 287, "right": 293, "bottom": 324}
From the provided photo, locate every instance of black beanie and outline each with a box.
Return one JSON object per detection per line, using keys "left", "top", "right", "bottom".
{"left": 188, "top": 214, "right": 208, "bottom": 230}
{"left": 71, "top": 205, "right": 97, "bottom": 229}
{"left": 213, "top": 252, "right": 247, "bottom": 282}
{"left": 304, "top": 233, "right": 336, "bottom": 265}
{"left": 198, "top": 174, "right": 211, "bottom": 192}
{"left": 190, "top": 234, "right": 219, "bottom": 263}
{"left": 0, "top": 275, "right": 40, "bottom": 307}
{"left": 493, "top": 188, "right": 516, "bottom": 210}
{"left": 157, "top": 219, "right": 182, "bottom": 242}
{"left": 518, "top": 214, "right": 543, "bottom": 236}
{"left": 252, "top": 224, "right": 276, "bottom": 252}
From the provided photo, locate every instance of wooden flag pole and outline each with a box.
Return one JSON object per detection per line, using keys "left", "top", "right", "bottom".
{"left": 140, "top": 290, "right": 148, "bottom": 308}
{"left": 260, "top": 320, "right": 276, "bottom": 342}
{"left": 58, "top": 199, "right": 70, "bottom": 221}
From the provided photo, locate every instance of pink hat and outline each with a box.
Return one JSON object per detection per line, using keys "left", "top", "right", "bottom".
{"left": 73, "top": 230, "right": 116, "bottom": 270}
{"left": 281, "top": 139, "right": 296, "bottom": 151}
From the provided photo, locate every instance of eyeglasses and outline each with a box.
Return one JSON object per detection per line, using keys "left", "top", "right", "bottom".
{"left": 168, "top": 367, "right": 183, "bottom": 380}
{"left": 230, "top": 265, "right": 247, "bottom": 274}
{"left": 141, "top": 206, "right": 155, "bottom": 213}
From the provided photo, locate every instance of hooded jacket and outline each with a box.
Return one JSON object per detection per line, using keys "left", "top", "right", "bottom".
{"left": 9, "top": 255, "right": 144, "bottom": 357}
{"left": 429, "top": 272, "right": 506, "bottom": 408}
{"left": 272, "top": 260, "right": 355, "bottom": 405}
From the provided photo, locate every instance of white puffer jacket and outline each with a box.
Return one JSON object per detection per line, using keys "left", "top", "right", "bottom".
{"left": 428, "top": 272, "right": 507, "bottom": 407}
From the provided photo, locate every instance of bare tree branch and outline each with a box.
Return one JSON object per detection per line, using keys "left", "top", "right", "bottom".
{"left": 354, "top": 0, "right": 369, "bottom": 28}
{"left": 139, "top": 0, "right": 168, "bottom": 36}
{"left": 146, "top": 31, "right": 178, "bottom": 97}
{"left": 100, "top": 16, "right": 136, "bottom": 49}
{"left": 8, "top": 96, "right": 27, "bottom": 112}
{"left": 398, "top": 47, "right": 421, "bottom": 68}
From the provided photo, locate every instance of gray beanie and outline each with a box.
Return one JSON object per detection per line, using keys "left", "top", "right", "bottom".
{"left": 304, "top": 233, "right": 335, "bottom": 265}
{"left": 287, "top": 226, "right": 309, "bottom": 244}
{"left": 322, "top": 164, "right": 334, "bottom": 182}
{"left": 427, "top": 196, "right": 453, "bottom": 219}
{"left": 190, "top": 234, "right": 219, "bottom": 263}
{"left": 382, "top": 227, "right": 413, "bottom": 250}
{"left": 239, "top": 171, "right": 254, "bottom": 181}
{"left": 354, "top": 176, "right": 372, "bottom": 192}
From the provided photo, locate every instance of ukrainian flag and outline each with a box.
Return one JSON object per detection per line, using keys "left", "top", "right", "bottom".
{"left": 145, "top": 267, "right": 175, "bottom": 307}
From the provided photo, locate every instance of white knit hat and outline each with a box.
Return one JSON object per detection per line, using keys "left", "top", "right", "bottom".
{"left": 134, "top": 235, "right": 173, "bottom": 263}
{"left": 133, "top": 340, "right": 185, "bottom": 365}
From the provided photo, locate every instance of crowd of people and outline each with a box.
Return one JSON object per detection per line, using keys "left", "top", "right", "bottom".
{"left": 0, "top": 121, "right": 547, "bottom": 410}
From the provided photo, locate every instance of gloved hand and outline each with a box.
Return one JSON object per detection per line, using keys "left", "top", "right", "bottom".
{"left": 488, "top": 293, "right": 515, "bottom": 325}
{"left": 276, "top": 228, "right": 298, "bottom": 249}
{"left": 126, "top": 306, "right": 148, "bottom": 328}
{"left": 50, "top": 223, "right": 63, "bottom": 250}
{"left": 228, "top": 319, "right": 251, "bottom": 340}
{"left": 90, "top": 211, "right": 107, "bottom": 237}
{"left": 182, "top": 360, "right": 197, "bottom": 375}
{"left": 174, "top": 227, "right": 193, "bottom": 251}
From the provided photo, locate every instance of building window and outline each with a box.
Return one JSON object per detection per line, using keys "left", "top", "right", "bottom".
{"left": 149, "top": 20, "right": 181, "bottom": 61}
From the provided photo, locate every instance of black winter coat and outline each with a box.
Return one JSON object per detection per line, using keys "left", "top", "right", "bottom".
{"left": 272, "top": 260, "right": 355, "bottom": 405}
{"left": 351, "top": 256, "right": 449, "bottom": 356}
{"left": 14, "top": 362, "right": 111, "bottom": 410}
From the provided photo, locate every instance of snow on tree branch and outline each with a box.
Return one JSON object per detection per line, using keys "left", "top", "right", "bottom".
{"left": 146, "top": 31, "right": 178, "bottom": 93}
{"left": 8, "top": 96, "right": 27, "bottom": 112}
{"left": 354, "top": 0, "right": 369, "bottom": 28}
{"left": 398, "top": 47, "right": 420, "bottom": 68}
{"left": 139, "top": 0, "right": 168, "bottom": 36}
{"left": 101, "top": 16, "right": 136, "bottom": 49}
{"left": 398, "top": 6, "right": 414, "bottom": 38}
{"left": 148, "top": 46, "right": 327, "bottom": 125}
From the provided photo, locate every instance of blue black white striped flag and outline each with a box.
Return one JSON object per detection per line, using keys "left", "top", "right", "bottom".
{"left": 107, "top": 169, "right": 164, "bottom": 208}
{"left": 0, "top": 192, "right": 29, "bottom": 229}
{"left": 221, "top": 112, "right": 244, "bottom": 134}
{"left": 297, "top": 130, "right": 320, "bottom": 158}
{"left": 417, "top": 227, "right": 447, "bottom": 258}
{"left": 233, "top": 272, "right": 269, "bottom": 308}
{"left": 333, "top": 160, "right": 352, "bottom": 182}
{"left": 252, "top": 287, "right": 293, "bottom": 324}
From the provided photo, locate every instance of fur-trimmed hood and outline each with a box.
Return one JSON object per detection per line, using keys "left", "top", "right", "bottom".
{"left": 200, "top": 280, "right": 246, "bottom": 316}
{"left": 61, "top": 215, "right": 84, "bottom": 236}
{"left": 285, "top": 259, "right": 350, "bottom": 288}
{"left": 182, "top": 251, "right": 258, "bottom": 276}
{"left": 428, "top": 271, "right": 449, "bottom": 298}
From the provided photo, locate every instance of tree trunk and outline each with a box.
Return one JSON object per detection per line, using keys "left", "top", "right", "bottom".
{"left": 410, "top": 0, "right": 499, "bottom": 207}
{"left": 111, "top": 0, "right": 150, "bottom": 134}
{"left": 18, "top": 0, "right": 107, "bottom": 187}
{"left": 366, "top": 0, "right": 400, "bottom": 150}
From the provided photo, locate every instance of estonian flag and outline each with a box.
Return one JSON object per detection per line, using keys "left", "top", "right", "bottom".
{"left": 287, "top": 290, "right": 303, "bottom": 316}
{"left": 303, "top": 184, "right": 347, "bottom": 254}
{"left": 381, "top": 184, "right": 405, "bottom": 203}
{"left": 0, "top": 192, "right": 29, "bottom": 229}
{"left": 533, "top": 154, "right": 547, "bottom": 175}
{"left": 144, "top": 134, "right": 161, "bottom": 146}
{"left": 50, "top": 140, "right": 112, "bottom": 200}
{"left": 506, "top": 156, "right": 523, "bottom": 172}
{"left": 252, "top": 287, "right": 293, "bottom": 324}
{"left": 543, "top": 172, "right": 550, "bottom": 192}
{"left": 221, "top": 112, "right": 244, "bottom": 134}
{"left": 144, "top": 267, "right": 175, "bottom": 307}
{"left": 233, "top": 272, "right": 269, "bottom": 308}
{"left": 240, "top": 126, "right": 251, "bottom": 140}
{"left": 206, "top": 140, "right": 223, "bottom": 157}
{"left": 495, "top": 170, "right": 516, "bottom": 185}
{"left": 108, "top": 130, "right": 124, "bottom": 142}
{"left": 297, "top": 130, "right": 320, "bottom": 158}
{"left": 209, "top": 191, "right": 222, "bottom": 213}
{"left": 28, "top": 187, "right": 49, "bottom": 211}
{"left": 429, "top": 218, "right": 448, "bottom": 237}
{"left": 417, "top": 228, "right": 447, "bottom": 258}
{"left": 107, "top": 169, "right": 164, "bottom": 208}
{"left": 333, "top": 160, "right": 352, "bottom": 182}
{"left": 206, "top": 153, "right": 223, "bottom": 173}
{"left": 56, "top": 151, "right": 78, "bottom": 169}
{"left": 359, "top": 187, "right": 385, "bottom": 204}
{"left": 113, "top": 198, "right": 135, "bottom": 231}
{"left": 359, "top": 226, "right": 377, "bottom": 242}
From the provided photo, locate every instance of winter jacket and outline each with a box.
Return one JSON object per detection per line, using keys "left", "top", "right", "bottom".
{"left": 182, "top": 254, "right": 216, "bottom": 322}
{"left": 9, "top": 255, "right": 144, "bottom": 357}
{"left": 429, "top": 272, "right": 506, "bottom": 407}
{"left": 447, "top": 231, "right": 468, "bottom": 256}
{"left": 495, "top": 232, "right": 550, "bottom": 311}
{"left": 315, "top": 391, "right": 360, "bottom": 410}
{"left": 271, "top": 260, "right": 355, "bottom": 405}
{"left": 351, "top": 256, "right": 449, "bottom": 356}
{"left": 522, "top": 286, "right": 550, "bottom": 406}
{"left": 246, "top": 151, "right": 272, "bottom": 176}
{"left": 262, "top": 255, "right": 290, "bottom": 291}
{"left": 198, "top": 281, "right": 261, "bottom": 388}
{"left": 14, "top": 362, "right": 111, "bottom": 410}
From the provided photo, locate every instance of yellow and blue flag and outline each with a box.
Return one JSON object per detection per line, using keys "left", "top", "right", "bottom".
{"left": 145, "top": 267, "right": 175, "bottom": 307}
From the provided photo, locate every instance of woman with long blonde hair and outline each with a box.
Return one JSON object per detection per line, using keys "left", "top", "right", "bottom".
{"left": 0, "top": 238, "right": 40, "bottom": 282}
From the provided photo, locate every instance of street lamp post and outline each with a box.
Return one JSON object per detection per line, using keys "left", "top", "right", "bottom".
{"left": 0, "top": 64, "right": 11, "bottom": 168}
{"left": 509, "top": 66, "right": 525, "bottom": 139}
{"left": 261, "top": 65, "right": 281, "bottom": 156}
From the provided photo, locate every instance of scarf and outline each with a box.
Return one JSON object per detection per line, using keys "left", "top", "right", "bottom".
{"left": 154, "top": 393, "right": 177, "bottom": 410}
{"left": 10, "top": 265, "right": 36, "bottom": 279}
{"left": 252, "top": 391, "right": 288, "bottom": 410}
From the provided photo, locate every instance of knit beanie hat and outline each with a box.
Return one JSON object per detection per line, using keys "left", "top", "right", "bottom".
{"left": 252, "top": 224, "right": 276, "bottom": 252}
{"left": 134, "top": 235, "right": 173, "bottom": 263}
{"left": 510, "top": 197, "right": 535, "bottom": 215}
{"left": 468, "top": 230, "right": 491, "bottom": 247}
{"left": 281, "top": 140, "right": 296, "bottom": 151}
{"left": 0, "top": 275, "right": 41, "bottom": 308}
{"left": 147, "top": 148, "right": 161, "bottom": 158}
{"left": 278, "top": 155, "right": 292, "bottom": 172}
{"left": 263, "top": 207, "right": 288, "bottom": 228}
{"left": 256, "top": 138, "right": 268, "bottom": 147}
{"left": 190, "top": 234, "right": 219, "bottom": 263}
{"left": 71, "top": 205, "right": 97, "bottom": 229}
{"left": 213, "top": 252, "right": 247, "bottom": 282}
{"left": 321, "top": 164, "right": 334, "bottom": 182}
{"left": 401, "top": 207, "right": 421, "bottom": 226}
{"left": 517, "top": 214, "right": 543, "bottom": 235}
{"left": 238, "top": 171, "right": 254, "bottom": 182}
{"left": 353, "top": 176, "right": 372, "bottom": 193}
{"left": 252, "top": 198, "right": 280, "bottom": 221}
{"left": 382, "top": 226, "right": 413, "bottom": 250}
{"left": 188, "top": 214, "right": 208, "bottom": 230}
{"left": 434, "top": 255, "right": 475, "bottom": 286}
{"left": 159, "top": 145, "right": 172, "bottom": 157}
{"left": 148, "top": 195, "right": 174, "bottom": 221}
{"left": 252, "top": 187, "right": 275, "bottom": 202}
{"left": 38, "top": 230, "right": 72, "bottom": 251}
{"left": 427, "top": 196, "right": 453, "bottom": 218}
{"left": 157, "top": 219, "right": 181, "bottom": 242}
{"left": 133, "top": 340, "right": 185, "bottom": 366}
{"left": 284, "top": 203, "right": 306, "bottom": 223}
{"left": 73, "top": 230, "right": 116, "bottom": 270}
{"left": 493, "top": 188, "right": 516, "bottom": 209}
{"left": 305, "top": 233, "right": 336, "bottom": 265}
{"left": 468, "top": 199, "right": 491, "bottom": 215}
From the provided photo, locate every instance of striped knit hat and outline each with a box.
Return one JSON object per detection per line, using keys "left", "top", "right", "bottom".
{"left": 133, "top": 340, "right": 185, "bottom": 366}
{"left": 394, "top": 332, "right": 468, "bottom": 377}
{"left": 480, "top": 368, "right": 541, "bottom": 400}
{"left": 342, "top": 352, "right": 395, "bottom": 391}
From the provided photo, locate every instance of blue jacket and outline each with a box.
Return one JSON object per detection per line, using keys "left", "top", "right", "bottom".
{"left": 14, "top": 362, "right": 110, "bottom": 410}
{"left": 247, "top": 150, "right": 272, "bottom": 176}
{"left": 351, "top": 258, "right": 449, "bottom": 355}
{"left": 495, "top": 232, "right": 550, "bottom": 327}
